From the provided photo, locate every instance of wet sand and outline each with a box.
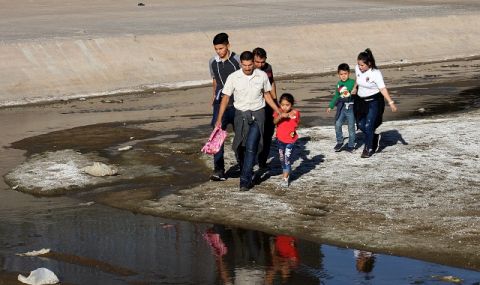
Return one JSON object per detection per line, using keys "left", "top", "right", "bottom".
{"left": 1, "top": 58, "right": 480, "bottom": 273}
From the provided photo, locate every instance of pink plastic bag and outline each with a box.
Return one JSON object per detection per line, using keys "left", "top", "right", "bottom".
{"left": 201, "top": 126, "right": 227, "bottom": 155}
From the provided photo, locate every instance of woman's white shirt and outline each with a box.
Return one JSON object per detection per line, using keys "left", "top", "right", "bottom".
{"left": 355, "top": 64, "right": 386, "bottom": 98}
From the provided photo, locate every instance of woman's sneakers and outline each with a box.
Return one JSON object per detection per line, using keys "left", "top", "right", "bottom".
{"left": 280, "top": 177, "right": 289, "bottom": 188}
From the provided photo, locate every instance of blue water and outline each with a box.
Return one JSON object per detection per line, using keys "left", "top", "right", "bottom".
{"left": 0, "top": 201, "right": 478, "bottom": 284}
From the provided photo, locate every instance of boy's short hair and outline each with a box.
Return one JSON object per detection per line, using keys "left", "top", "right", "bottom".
{"left": 240, "top": 51, "right": 254, "bottom": 62}
{"left": 337, "top": 63, "right": 350, "bottom": 73}
{"left": 252, "top": 47, "right": 267, "bottom": 59}
{"left": 213, "top": 33, "right": 229, "bottom": 45}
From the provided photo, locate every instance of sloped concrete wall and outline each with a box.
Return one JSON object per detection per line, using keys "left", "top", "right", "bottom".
{"left": 1, "top": 14, "right": 479, "bottom": 106}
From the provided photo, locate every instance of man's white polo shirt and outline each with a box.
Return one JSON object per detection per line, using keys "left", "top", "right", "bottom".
{"left": 222, "top": 68, "right": 272, "bottom": 112}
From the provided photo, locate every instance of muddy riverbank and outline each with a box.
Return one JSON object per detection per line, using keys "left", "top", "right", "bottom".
{"left": 1, "top": 59, "right": 480, "bottom": 274}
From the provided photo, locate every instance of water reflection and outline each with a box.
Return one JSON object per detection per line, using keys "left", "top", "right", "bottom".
{"left": 204, "top": 225, "right": 309, "bottom": 285}
{"left": 1, "top": 203, "right": 479, "bottom": 284}
{"left": 354, "top": 250, "right": 375, "bottom": 277}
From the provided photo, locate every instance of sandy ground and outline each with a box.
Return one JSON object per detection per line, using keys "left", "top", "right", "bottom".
{"left": 2, "top": 58, "right": 480, "bottom": 272}
{"left": 137, "top": 109, "right": 480, "bottom": 271}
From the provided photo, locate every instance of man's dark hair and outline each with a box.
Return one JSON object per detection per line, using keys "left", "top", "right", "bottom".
{"left": 213, "top": 33, "right": 229, "bottom": 45}
{"left": 252, "top": 47, "right": 267, "bottom": 59}
{"left": 240, "top": 51, "right": 254, "bottom": 62}
{"left": 337, "top": 63, "right": 350, "bottom": 73}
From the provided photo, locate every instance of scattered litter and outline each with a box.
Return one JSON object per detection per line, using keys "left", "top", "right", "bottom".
{"left": 432, "top": 275, "right": 463, "bottom": 283}
{"left": 16, "top": 248, "right": 50, "bottom": 257}
{"left": 79, "top": 201, "right": 95, "bottom": 206}
{"left": 162, "top": 224, "right": 174, "bottom": 228}
{"left": 417, "top": 108, "right": 426, "bottom": 113}
{"left": 12, "top": 185, "right": 19, "bottom": 190}
{"left": 138, "top": 2, "right": 145, "bottom": 6}
{"left": 101, "top": 99, "right": 123, "bottom": 103}
{"left": 118, "top": 146, "right": 133, "bottom": 151}
{"left": 78, "top": 97, "right": 86, "bottom": 101}
{"left": 18, "top": 268, "right": 59, "bottom": 285}
{"left": 82, "top": 162, "right": 118, "bottom": 177}
{"left": 129, "top": 136, "right": 135, "bottom": 140}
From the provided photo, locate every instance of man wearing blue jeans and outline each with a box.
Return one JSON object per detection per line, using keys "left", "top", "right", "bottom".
{"left": 208, "top": 32, "right": 240, "bottom": 181}
{"left": 215, "top": 51, "right": 280, "bottom": 191}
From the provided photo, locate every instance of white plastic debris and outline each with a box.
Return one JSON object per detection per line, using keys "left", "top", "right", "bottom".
{"left": 18, "top": 268, "right": 59, "bottom": 285}
{"left": 82, "top": 162, "right": 118, "bottom": 177}
{"left": 16, "top": 248, "right": 50, "bottom": 257}
{"left": 118, "top": 145, "right": 133, "bottom": 151}
{"left": 79, "top": 201, "right": 95, "bottom": 206}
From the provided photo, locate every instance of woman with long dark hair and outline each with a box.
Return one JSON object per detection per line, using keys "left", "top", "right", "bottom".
{"left": 353, "top": 48, "right": 397, "bottom": 158}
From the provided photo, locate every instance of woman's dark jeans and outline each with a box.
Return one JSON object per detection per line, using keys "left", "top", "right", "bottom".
{"left": 357, "top": 99, "right": 379, "bottom": 151}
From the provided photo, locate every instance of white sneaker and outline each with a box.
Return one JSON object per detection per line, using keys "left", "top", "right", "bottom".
{"left": 280, "top": 177, "right": 289, "bottom": 188}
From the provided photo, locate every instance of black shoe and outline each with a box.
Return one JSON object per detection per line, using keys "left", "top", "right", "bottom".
{"left": 210, "top": 171, "right": 226, "bottom": 181}
{"left": 361, "top": 148, "right": 372, "bottom": 158}
{"left": 239, "top": 186, "right": 250, "bottom": 192}
{"left": 258, "top": 165, "right": 269, "bottom": 175}
{"left": 345, "top": 146, "right": 355, "bottom": 153}
{"left": 334, "top": 143, "right": 344, "bottom": 152}
{"left": 372, "top": 133, "right": 380, "bottom": 153}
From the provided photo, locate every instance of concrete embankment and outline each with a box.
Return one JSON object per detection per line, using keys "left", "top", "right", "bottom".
{"left": 1, "top": 14, "right": 480, "bottom": 106}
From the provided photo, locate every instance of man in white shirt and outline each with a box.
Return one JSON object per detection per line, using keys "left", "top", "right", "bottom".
{"left": 215, "top": 51, "right": 280, "bottom": 191}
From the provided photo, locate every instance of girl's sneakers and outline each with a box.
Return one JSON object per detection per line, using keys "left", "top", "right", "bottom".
{"left": 281, "top": 177, "right": 289, "bottom": 188}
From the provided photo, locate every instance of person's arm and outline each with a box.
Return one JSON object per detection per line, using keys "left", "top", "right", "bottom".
{"left": 273, "top": 108, "right": 290, "bottom": 125}
{"left": 264, "top": 91, "right": 280, "bottom": 114}
{"left": 211, "top": 79, "right": 217, "bottom": 105}
{"left": 209, "top": 58, "right": 216, "bottom": 105}
{"left": 379, "top": 88, "right": 397, "bottom": 112}
{"left": 215, "top": 95, "right": 230, "bottom": 128}
{"left": 270, "top": 81, "right": 278, "bottom": 102}
{"left": 273, "top": 112, "right": 287, "bottom": 125}
{"left": 374, "top": 70, "right": 397, "bottom": 112}
{"left": 351, "top": 82, "right": 358, "bottom": 95}
{"left": 327, "top": 92, "right": 340, "bottom": 112}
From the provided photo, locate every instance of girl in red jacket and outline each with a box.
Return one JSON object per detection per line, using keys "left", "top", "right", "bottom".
{"left": 273, "top": 93, "right": 300, "bottom": 187}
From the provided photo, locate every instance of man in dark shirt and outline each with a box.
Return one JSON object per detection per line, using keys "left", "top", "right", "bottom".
{"left": 208, "top": 33, "right": 240, "bottom": 181}
{"left": 253, "top": 47, "right": 278, "bottom": 172}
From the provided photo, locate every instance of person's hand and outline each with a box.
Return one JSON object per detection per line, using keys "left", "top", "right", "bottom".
{"left": 215, "top": 119, "right": 222, "bottom": 128}
{"left": 388, "top": 101, "right": 398, "bottom": 112}
{"left": 326, "top": 108, "right": 332, "bottom": 113}
{"left": 288, "top": 110, "right": 297, "bottom": 119}
{"left": 351, "top": 88, "right": 357, "bottom": 95}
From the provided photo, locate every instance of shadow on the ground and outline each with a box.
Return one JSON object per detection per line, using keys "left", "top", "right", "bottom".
{"left": 290, "top": 137, "right": 324, "bottom": 182}
{"left": 254, "top": 136, "right": 324, "bottom": 185}
{"left": 353, "top": 129, "right": 408, "bottom": 153}
{"left": 377, "top": 129, "right": 408, "bottom": 153}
